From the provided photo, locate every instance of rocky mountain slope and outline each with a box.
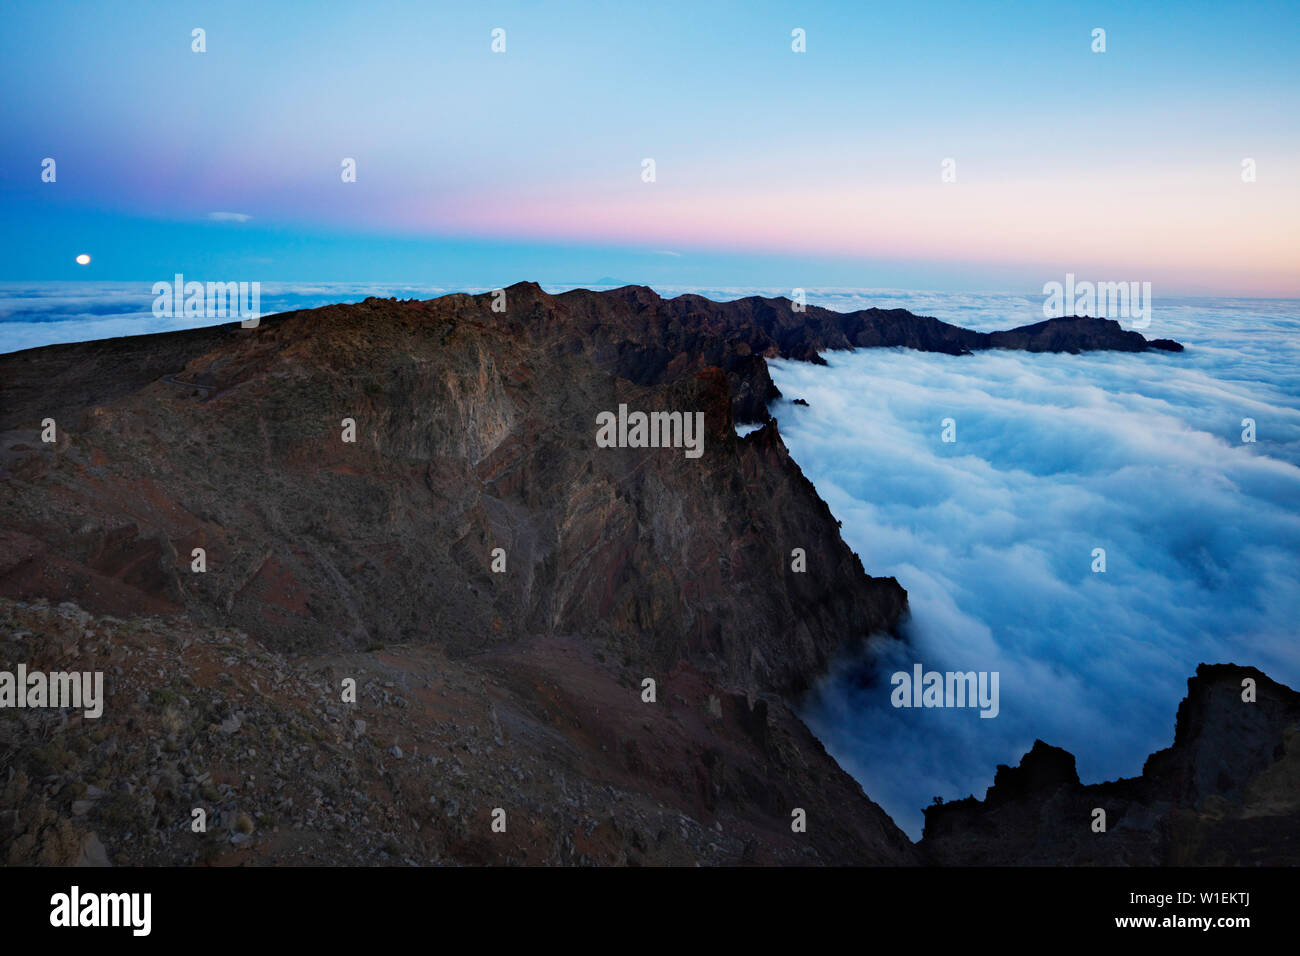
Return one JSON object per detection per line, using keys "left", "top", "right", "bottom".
{"left": 6, "top": 282, "right": 1264, "bottom": 868}
{"left": 1, "top": 596, "right": 917, "bottom": 865}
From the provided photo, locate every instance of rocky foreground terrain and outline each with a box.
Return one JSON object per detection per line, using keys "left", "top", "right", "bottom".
{"left": 2, "top": 283, "right": 1289, "bottom": 866}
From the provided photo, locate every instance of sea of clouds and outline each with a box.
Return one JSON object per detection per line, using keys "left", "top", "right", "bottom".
{"left": 759, "top": 292, "right": 1300, "bottom": 839}
{"left": 5, "top": 282, "right": 1298, "bottom": 843}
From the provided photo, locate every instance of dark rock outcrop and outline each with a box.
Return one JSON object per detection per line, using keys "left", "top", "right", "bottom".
{"left": 920, "top": 664, "right": 1300, "bottom": 865}
{"left": 519, "top": 284, "right": 1183, "bottom": 422}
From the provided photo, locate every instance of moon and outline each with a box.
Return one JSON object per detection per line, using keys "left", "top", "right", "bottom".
{"left": 75, "top": 254, "right": 91, "bottom": 265}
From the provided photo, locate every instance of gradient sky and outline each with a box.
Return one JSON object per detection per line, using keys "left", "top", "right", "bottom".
{"left": 2, "top": 0, "right": 1298, "bottom": 293}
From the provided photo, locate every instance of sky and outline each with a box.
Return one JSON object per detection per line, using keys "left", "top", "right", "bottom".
{"left": 1, "top": 0, "right": 1298, "bottom": 294}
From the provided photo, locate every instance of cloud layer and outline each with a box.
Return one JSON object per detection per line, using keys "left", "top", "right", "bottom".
{"left": 767, "top": 296, "right": 1300, "bottom": 838}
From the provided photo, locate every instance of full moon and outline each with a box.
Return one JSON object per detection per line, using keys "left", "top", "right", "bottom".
{"left": 75, "top": 254, "right": 91, "bottom": 265}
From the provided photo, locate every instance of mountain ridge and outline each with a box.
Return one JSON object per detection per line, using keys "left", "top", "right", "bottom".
{"left": 9, "top": 283, "right": 1271, "bottom": 868}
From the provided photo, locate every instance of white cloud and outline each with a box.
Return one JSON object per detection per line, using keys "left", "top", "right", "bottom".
{"left": 774, "top": 309, "right": 1300, "bottom": 838}
{"left": 207, "top": 211, "right": 253, "bottom": 223}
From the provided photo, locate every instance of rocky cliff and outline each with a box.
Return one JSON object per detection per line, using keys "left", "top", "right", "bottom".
{"left": 482, "top": 284, "right": 1183, "bottom": 422}
{"left": 0, "top": 283, "right": 1212, "bottom": 866}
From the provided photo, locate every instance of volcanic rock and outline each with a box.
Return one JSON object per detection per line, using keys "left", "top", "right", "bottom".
{"left": 920, "top": 664, "right": 1300, "bottom": 865}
